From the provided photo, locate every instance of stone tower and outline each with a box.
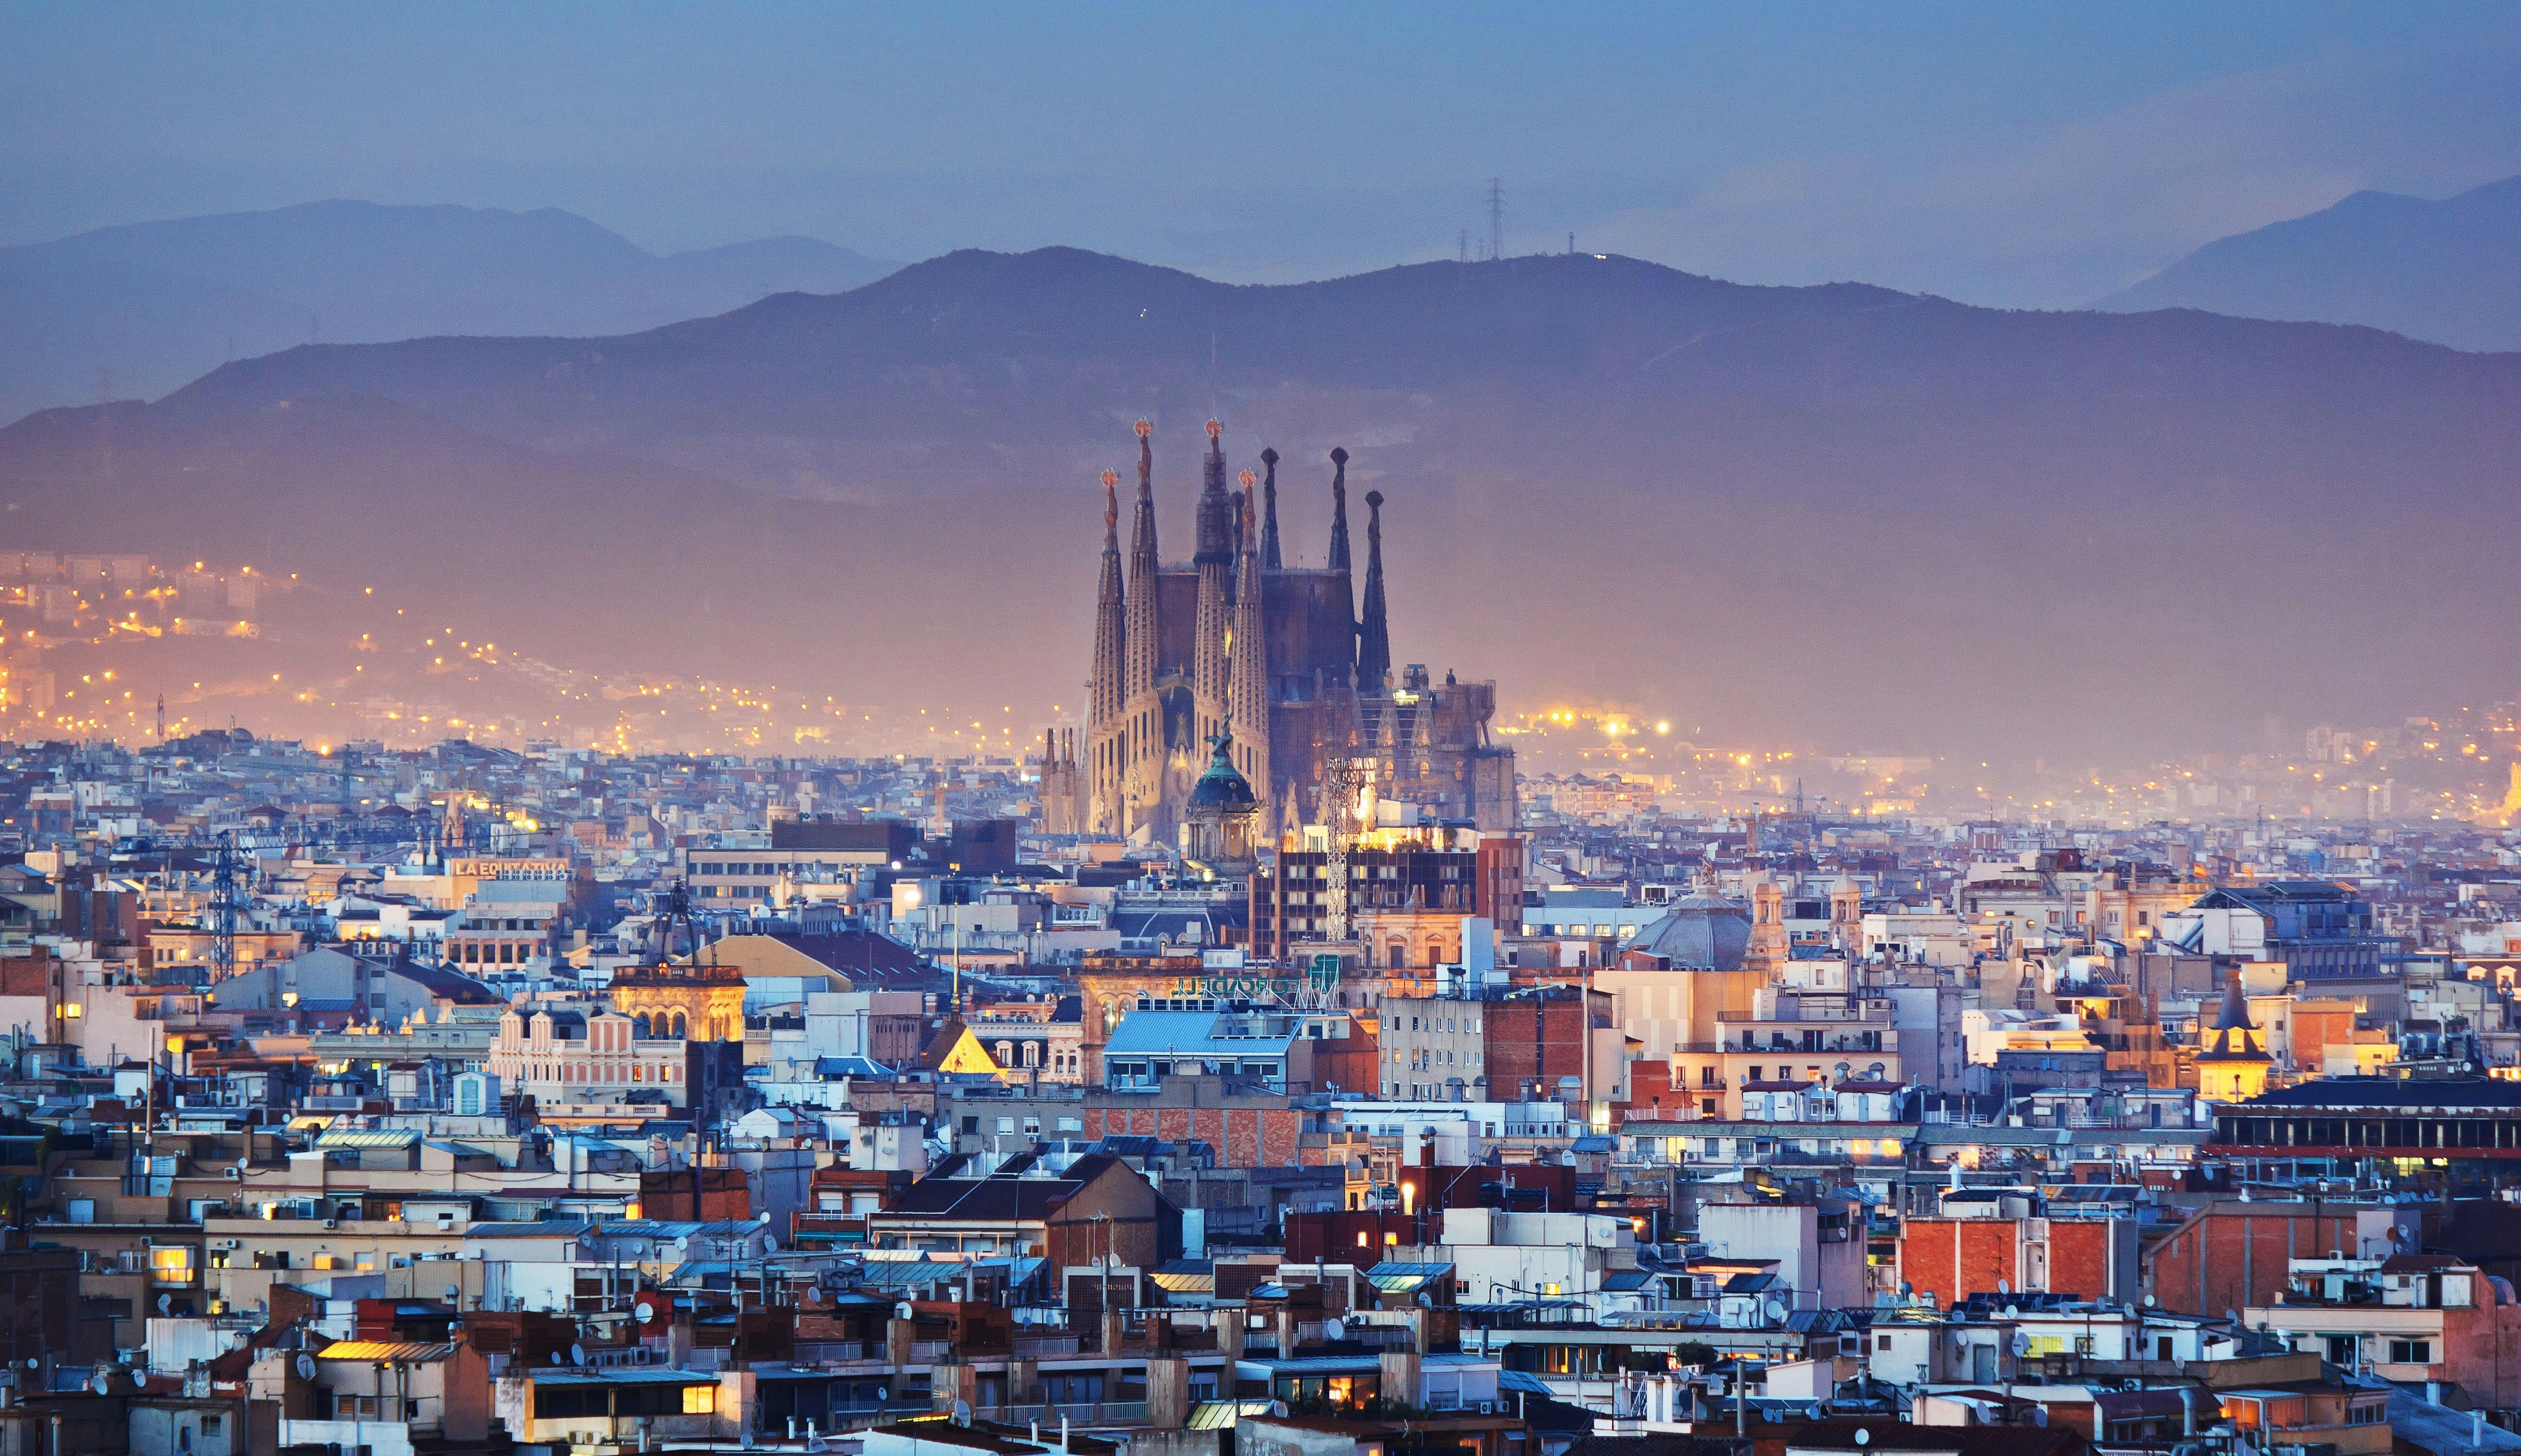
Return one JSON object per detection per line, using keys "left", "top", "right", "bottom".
{"left": 1118, "top": 421, "right": 1167, "bottom": 832}
{"left": 1190, "top": 420, "right": 1235, "bottom": 759}
{"left": 1354, "top": 489, "right": 1391, "bottom": 692}
{"left": 1229, "top": 479, "right": 1271, "bottom": 808}
{"left": 1085, "top": 467, "right": 1128, "bottom": 833}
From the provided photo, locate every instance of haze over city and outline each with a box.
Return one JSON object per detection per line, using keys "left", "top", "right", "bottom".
{"left": 14, "top": 10, "right": 2521, "bottom": 1456}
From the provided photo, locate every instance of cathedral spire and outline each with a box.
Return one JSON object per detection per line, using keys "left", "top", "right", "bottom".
{"left": 1356, "top": 488, "right": 1390, "bottom": 692}
{"left": 1230, "top": 483, "right": 1271, "bottom": 802}
{"left": 1191, "top": 420, "right": 1236, "bottom": 757}
{"left": 1327, "top": 446, "right": 1352, "bottom": 572}
{"left": 1122, "top": 420, "right": 1162, "bottom": 708}
{"left": 1194, "top": 420, "right": 1234, "bottom": 564}
{"left": 1089, "top": 468, "right": 1126, "bottom": 728}
{"left": 1259, "top": 447, "right": 1282, "bottom": 570}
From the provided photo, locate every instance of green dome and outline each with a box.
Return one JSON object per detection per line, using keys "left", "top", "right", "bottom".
{"left": 1187, "top": 733, "right": 1259, "bottom": 814}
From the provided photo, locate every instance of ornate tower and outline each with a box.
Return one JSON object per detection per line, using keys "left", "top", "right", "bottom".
{"left": 1229, "top": 478, "right": 1271, "bottom": 806}
{"left": 1355, "top": 489, "right": 1391, "bottom": 693}
{"left": 1085, "top": 466, "right": 1128, "bottom": 833}
{"left": 1119, "top": 420, "right": 1167, "bottom": 832}
{"left": 2195, "top": 972, "right": 2272, "bottom": 1102}
{"left": 1258, "top": 447, "right": 1283, "bottom": 571}
{"left": 1190, "top": 420, "right": 1235, "bottom": 759}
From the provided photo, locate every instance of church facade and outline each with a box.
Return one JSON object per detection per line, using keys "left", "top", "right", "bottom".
{"left": 1078, "top": 420, "right": 1514, "bottom": 843}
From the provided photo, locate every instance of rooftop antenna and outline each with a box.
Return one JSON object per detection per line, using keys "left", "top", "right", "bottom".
{"left": 1459, "top": 229, "right": 1469, "bottom": 264}
{"left": 1487, "top": 178, "right": 1505, "bottom": 262}
{"left": 154, "top": 693, "right": 166, "bottom": 743}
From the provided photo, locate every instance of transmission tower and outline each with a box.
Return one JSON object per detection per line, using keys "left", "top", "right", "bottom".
{"left": 209, "top": 833, "right": 242, "bottom": 982}
{"left": 154, "top": 693, "right": 165, "bottom": 742}
{"left": 1486, "top": 179, "right": 1505, "bottom": 262}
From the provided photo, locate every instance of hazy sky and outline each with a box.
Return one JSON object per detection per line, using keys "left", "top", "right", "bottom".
{"left": 5, "top": 2, "right": 2517, "bottom": 305}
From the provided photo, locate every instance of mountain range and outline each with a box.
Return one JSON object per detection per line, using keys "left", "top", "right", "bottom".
{"left": 2095, "top": 174, "right": 2521, "bottom": 353}
{"left": 6, "top": 246, "right": 2518, "bottom": 766}
{"left": 0, "top": 200, "right": 900, "bottom": 423}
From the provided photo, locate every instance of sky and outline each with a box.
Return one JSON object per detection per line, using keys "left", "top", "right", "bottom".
{"left": 4, "top": 2, "right": 2519, "bottom": 305}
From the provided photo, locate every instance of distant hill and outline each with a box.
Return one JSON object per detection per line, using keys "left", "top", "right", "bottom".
{"left": 7, "top": 247, "right": 2519, "bottom": 765}
{"left": 0, "top": 200, "right": 900, "bottom": 422}
{"left": 2094, "top": 175, "right": 2521, "bottom": 353}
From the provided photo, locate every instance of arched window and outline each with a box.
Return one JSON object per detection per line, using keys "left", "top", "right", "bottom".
{"left": 1023, "top": 1041, "right": 1041, "bottom": 1067}
{"left": 633, "top": 1013, "right": 652, "bottom": 1038}
{"left": 672, "top": 1011, "right": 689, "bottom": 1039}
{"left": 995, "top": 1041, "right": 1014, "bottom": 1065}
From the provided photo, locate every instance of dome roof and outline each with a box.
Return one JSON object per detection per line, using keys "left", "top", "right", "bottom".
{"left": 1186, "top": 734, "right": 1259, "bottom": 815}
{"left": 1632, "top": 893, "right": 1753, "bottom": 970}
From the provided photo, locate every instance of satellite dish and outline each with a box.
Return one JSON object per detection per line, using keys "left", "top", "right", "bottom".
{"left": 1764, "top": 1299, "right": 1788, "bottom": 1323}
{"left": 875, "top": 1385, "right": 889, "bottom": 1401}
{"left": 2010, "top": 1332, "right": 2032, "bottom": 1356}
{"left": 444, "top": 1284, "right": 461, "bottom": 1303}
{"left": 2032, "top": 1407, "right": 2049, "bottom": 1427}
{"left": 295, "top": 1353, "right": 316, "bottom": 1381}
{"left": 2222, "top": 1308, "right": 2238, "bottom": 1324}
{"left": 635, "top": 1302, "right": 656, "bottom": 1324}
{"left": 1853, "top": 1430, "right": 1870, "bottom": 1448}
{"left": 1323, "top": 1318, "right": 1345, "bottom": 1341}
{"left": 570, "top": 1343, "right": 587, "bottom": 1367}
{"left": 2004, "top": 1304, "right": 2020, "bottom": 1319}
{"left": 895, "top": 1301, "right": 913, "bottom": 1321}
{"left": 2143, "top": 1294, "right": 2157, "bottom": 1308}
{"left": 952, "top": 1400, "right": 973, "bottom": 1425}
{"left": 91, "top": 1373, "right": 110, "bottom": 1396}
{"left": 1996, "top": 1279, "right": 2009, "bottom": 1296}
{"left": 156, "top": 1293, "right": 172, "bottom": 1314}
{"left": 549, "top": 1350, "right": 563, "bottom": 1366}
{"left": 1806, "top": 1404, "right": 1826, "bottom": 1421}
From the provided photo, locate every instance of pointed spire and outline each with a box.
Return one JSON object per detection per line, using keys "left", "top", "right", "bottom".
{"left": 1356, "top": 488, "right": 1390, "bottom": 692}
{"left": 1327, "top": 446, "right": 1352, "bottom": 572}
{"left": 1089, "top": 467, "right": 1127, "bottom": 728}
{"left": 1130, "top": 420, "right": 1158, "bottom": 577}
{"left": 1230, "top": 483, "right": 1272, "bottom": 811}
{"left": 1194, "top": 419, "right": 1233, "bottom": 564}
{"left": 2214, "top": 972, "right": 2256, "bottom": 1033}
{"left": 1259, "top": 447, "right": 1282, "bottom": 570}
{"left": 1122, "top": 421, "right": 1163, "bottom": 712}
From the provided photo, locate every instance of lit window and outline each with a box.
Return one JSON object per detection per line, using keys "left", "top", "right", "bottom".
{"left": 682, "top": 1385, "right": 716, "bottom": 1415}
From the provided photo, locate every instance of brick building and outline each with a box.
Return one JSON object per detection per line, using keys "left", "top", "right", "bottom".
{"left": 1484, "top": 987, "right": 1614, "bottom": 1102}
{"left": 2144, "top": 1197, "right": 2419, "bottom": 1317}
{"left": 1897, "top": 1198, "right": 2139, "bottom": 1306}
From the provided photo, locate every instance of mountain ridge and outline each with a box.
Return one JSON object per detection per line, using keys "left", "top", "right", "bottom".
{"left": 8, "top": 245, "right": 2518, "bottom": 765}
{"left": 2093, "top": 174, "right": 2521, "bottom": 353}
{"left": 0, "top": 199, "right": 902, "bottom": 424}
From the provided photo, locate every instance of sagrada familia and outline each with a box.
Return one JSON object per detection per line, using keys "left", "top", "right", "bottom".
{"left": 1042, "top": 420, "right": 1515, "bottom": 845}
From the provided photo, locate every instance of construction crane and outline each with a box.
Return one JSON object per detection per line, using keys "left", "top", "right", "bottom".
{"left": 1315, "top": 755, "right": 1374, "bottom": 946}
{"left": 208, "top": 832, "right": 242, "bottom": 982}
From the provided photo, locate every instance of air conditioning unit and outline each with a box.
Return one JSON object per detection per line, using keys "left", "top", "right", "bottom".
{"left": 1476, "top": 1401, "right": 1494, "bottom": 1415}
{"left": 210, "top": 1240, "right": 239, "bottom": 1252}
{"left": 223, "top": 1168, "right": 243, "bottom": 1180}
{"left": 320, "top": 1219, "right": 337, "bottom": 1230}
